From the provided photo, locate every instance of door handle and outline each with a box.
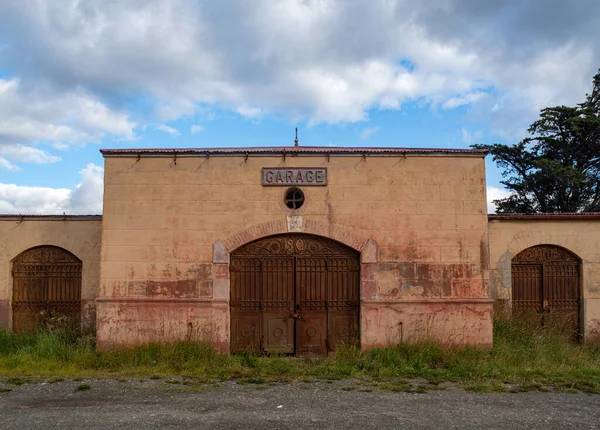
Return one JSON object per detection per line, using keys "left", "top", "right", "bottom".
{"left": 290, "top": 313, "right": 302, "bottom": 319}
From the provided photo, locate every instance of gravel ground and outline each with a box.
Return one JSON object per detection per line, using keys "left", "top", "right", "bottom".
{"left": 1, "top": 378, "right": 599, "bottom": 429}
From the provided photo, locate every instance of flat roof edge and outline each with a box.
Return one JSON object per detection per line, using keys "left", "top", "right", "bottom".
{"left": 489, "top": 213, "right": 600, "bottom": 221}
{"left": 0, "top": 215, "right": 102, "bottom": 221}
{"left": 100, "top": 146, "right": 488, "bottom": 158}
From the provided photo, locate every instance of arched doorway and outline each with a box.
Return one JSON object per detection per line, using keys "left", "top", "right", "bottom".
{"left": 230, "top": 234, "right": 360, "bottom": 356}
{"left": 511, "top": 245, "right": 580, "bottom": 336}
{"left": 12, "top": 246, "right": 82, "bottom": 331}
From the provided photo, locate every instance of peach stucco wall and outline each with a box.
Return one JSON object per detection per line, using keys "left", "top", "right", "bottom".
{"left": 0, "top": 217, "right": 102, "bottom": 330}
{"left": 97, "top": 153, "right": 493, "bottom": 350}
{"left": 488, "top": 219, "right": 600, "bottom": 341}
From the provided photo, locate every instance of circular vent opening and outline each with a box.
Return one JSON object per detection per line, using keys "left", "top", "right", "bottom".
{"left": 284, "top": 187, "right": 305, "bottom": 210}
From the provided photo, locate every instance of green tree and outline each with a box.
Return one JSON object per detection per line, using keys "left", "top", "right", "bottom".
{"left": 474, "top": 70, "right": 600, "bottom": 213}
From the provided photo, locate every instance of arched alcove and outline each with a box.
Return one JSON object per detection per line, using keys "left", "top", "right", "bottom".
{"left": 512, "top": 245, "right": 581, "bottom": 336}
{"left": 229, "top": 233, "right": 360, "bottom": 356}
{"left": 12, "top": 245, "right": 82, "bottom": 331}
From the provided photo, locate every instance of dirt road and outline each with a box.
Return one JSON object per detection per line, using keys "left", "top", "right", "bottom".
{"left": 1, "top": 379, "right": 599, "bottom": 429}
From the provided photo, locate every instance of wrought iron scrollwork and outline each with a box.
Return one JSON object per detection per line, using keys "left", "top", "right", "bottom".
{"left": 233, "top": 234, "right": 357, "bottom": 257}
{"left": 512, "top": 245, "right": 578, "bottom": 264}
{"left": 12, "top": 246, "right": 82, "bottom": 331}
{"left": 13, "top": 245, "right": 81, "bottom": 266}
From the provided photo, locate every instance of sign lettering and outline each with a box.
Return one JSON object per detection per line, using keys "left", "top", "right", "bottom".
{"left": 262, "top": 168, "right": 327, "bottom": 186}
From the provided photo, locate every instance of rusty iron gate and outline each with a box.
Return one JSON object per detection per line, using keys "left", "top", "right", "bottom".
{"left": 230, "top": 234, "right": 360, "bottom": 356}
{"left": 511, "top": 245, "right": 580, "bottom": 336}
{"left": 12, "top": 246, "right": 82, "bottom": 331}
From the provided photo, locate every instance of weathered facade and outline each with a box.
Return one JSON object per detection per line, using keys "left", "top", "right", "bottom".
{"left": 488, "top": 214, "right": 600, "bottom": 342}
{"left": 96, "top": 147, "right": 492, "bottom": 353}
{"left": 0, "top": 145, "right": 598, "bottom": 353}
{"left": 0, "top": 215, "right": 102, "bottom": 330}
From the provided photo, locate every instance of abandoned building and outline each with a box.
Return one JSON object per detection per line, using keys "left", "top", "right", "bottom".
{"left": 1, "top": 146, "right": 599, "bottom": 355}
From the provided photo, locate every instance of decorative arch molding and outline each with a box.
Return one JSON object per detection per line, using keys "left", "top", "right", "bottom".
{"left": 506, "top": 240, "right": 583, "bottom": 264}
{"left": 214, "top": 218, "right": 376, "bottom": 263}
{"left": 210, "top": 218, "right": 379, "bottom": 340}
{"left": 512, "top": 244, "right": 580, "bottom": 264}
{"left": 232, "top": 234, "right": 359, "bottom": 258}
{"left": 495, "top": 243, "right": 582, "bottom": 295}
{"left": 211, "top": 218, "right": 377, "bottom": 352}
{"left": 10, "top": 242, "right": 82, "bottom": 264}
{"left": 12, "top": 245, "right": 82, "bottom": 265}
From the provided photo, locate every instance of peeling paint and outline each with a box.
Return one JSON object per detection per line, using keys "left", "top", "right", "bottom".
{"left": 373, "top": 262, "right": 482, "bottom": 299}
{"left": 361, "top": 301, "right": 493, "bottom": 348}
{"left": 96, "top": 300, "right": 229, "bottom": 352}
{"left": 91, "top": 155, "right": 496, "bottom": 350}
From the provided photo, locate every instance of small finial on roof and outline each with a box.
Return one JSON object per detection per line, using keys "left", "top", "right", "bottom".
{"left": 294, "top": 127, "right": 299, "bottom": 147}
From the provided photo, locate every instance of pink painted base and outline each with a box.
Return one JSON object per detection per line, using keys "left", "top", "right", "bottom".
{"left": 95, "top": 298, "right": 230, "bottom": 352}
{"left": 361, "top": 300, "right": 494, "bottom": 348}
{"left": 95, "top": 298, "right": 493, "bottom": 352}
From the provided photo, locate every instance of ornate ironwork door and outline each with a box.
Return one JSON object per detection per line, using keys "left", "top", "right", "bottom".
{"left": 12, "top": 246, "right": 82, "bottom": 331}
{"left": 327, "top": 257, "right": 361, "bottom": 349}
{"left": 512, "top": 245, "right": 580, "bottom": 336}
{"left": 296, "top": 257, "right": 328, "bottom": 355}
{"left": 261, "top": 257, "right": 295, "bottom": 353}
{"left": 230, "top": 234, "right": 360, "bottom": 356}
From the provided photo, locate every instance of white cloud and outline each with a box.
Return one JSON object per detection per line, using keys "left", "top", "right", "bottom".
{"left": 461, "top": 128, "right": 483, "bottom": 144}
{"left": 0, "top": 184, "right": 71, "bottom": 215}
{"left": 51, "top": 142, "right": 69, "bottom": 151}
{"left": 360, "top": 126, "right": 380, "bottom": 141}
{"left": 0, "top": 158, "right": 18, "bottom": 171}
{"left": 0, "top": 163, "right": 104, "bottom": 215}
{"left": 487, "top": 186, "right": 512, "bottom": 214}
{"left": 0, "top": 77, "right": 136, "bottom": 170}
{"left": 0, "top": 144, "right": 61, "bottom": 171}
{"left": 0, "top": 79, "right": 136, "bottom": 143}
{"left": 156, "top": 124, "right": 181, "bottom": 136}
{"left": 443, "top": 92, "right": 486, "bottom": 110}
{"left": 236, "top": 105, "right": 263, "bottom": 119}
{"left": 0, "top": 144, "right": 61, "bottom": 164}
{"left": 0, "top": 0, "right": 596, "bottom": 138}
{"left": 190, "top": 125, "right": 205, "bottom": 134}
{"left": 69, "top": 163, "right": 104, "bottom": 214}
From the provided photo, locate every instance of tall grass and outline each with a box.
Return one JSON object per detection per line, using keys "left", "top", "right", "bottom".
{"left": 1, "top": 319, "right": 599, "bottom": 384}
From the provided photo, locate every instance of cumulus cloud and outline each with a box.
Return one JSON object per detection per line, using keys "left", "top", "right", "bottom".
{"left": 0, "top": 144, "right": 61, "bottom": 171}
{"left": 0, "top": 184, "right": 70, "bottom": 214}
{"left": 156, "top": 124, "right": 181, "bottom": 136}
{"left": 0, "top": 77, "right": 135, "bottom": 170}
{"left": 487, "top": 186, "right": 512, "bottom": 214}
{"left": 0, "top": 0, "right": 596, "bottom": 139}
{"left": 69, "top": 163, "right": 104, "bottom": 214}
{"left": 0, "top": 163, "right": 104, "bottom": 214}
{"left": 360, "top": 126, "right": 380, "bottom": 141}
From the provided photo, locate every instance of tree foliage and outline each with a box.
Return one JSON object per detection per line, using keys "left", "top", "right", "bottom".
{"left": 474, "top": 70, "right": 600, "bottom": 213}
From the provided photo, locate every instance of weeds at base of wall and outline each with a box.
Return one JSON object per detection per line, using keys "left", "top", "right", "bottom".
{"left": 1, "top": 319, "right": 600, "bottom": 392}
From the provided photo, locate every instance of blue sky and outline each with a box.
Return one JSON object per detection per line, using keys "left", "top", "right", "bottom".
{"left": 0, "top": 0, "right": 598, "bottom": 214}
{"left": 2, "top": 102, "right": 501, "bottom": 187}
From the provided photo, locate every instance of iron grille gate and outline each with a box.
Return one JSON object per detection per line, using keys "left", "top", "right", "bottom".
{"left": 12, "top": 246, "right": 82, "bottom": 331}
{"left": 511, "top": 245, "right": 580, "bottom": 336}
{"left": 230, "top": 235, "right": 360, "bottom": 356}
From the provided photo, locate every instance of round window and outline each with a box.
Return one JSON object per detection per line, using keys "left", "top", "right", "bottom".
{"left": 284, "top": 187, "right": 305, "bottom": 210}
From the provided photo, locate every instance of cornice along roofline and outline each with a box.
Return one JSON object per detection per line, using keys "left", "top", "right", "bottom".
{"left": 100, "top": 146, "right": 488, "bottom": 158}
